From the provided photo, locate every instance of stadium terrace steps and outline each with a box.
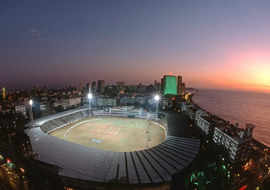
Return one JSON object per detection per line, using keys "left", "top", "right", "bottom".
{"left": 102, "top": 136, "right": 200, "bottom": 184}
{"left": 132, "top": 152, "right": 151, "bottom": 183}
{"left": 26, "top": 109, "right": 200, "bottom": 185}
{"left": 105, "top": 152, "right": 121, "bottom": 182}
{"left": 103, "top": 137, "right": 200, "bottom": 184}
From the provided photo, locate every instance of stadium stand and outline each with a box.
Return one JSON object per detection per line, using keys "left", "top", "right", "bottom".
{"left": 25, "top": 108, "right": 200, "bottom": 185}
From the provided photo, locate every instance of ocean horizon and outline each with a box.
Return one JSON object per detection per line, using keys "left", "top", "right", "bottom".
{"left": 193, "top": 89, "right": 270, "bottom": 147}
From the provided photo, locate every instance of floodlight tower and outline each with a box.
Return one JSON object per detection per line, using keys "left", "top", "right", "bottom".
{"left": 154, "top": 94, "right": 160, "bottom": 119}
{"left": 29, "top": 99, "right": 34, "bottom": 121}
{"left": 87, "top": 92, "right": 93, "bottom": 116}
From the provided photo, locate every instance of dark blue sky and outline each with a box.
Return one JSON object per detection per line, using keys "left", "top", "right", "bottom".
{"left": 1, "top": 0, "right": 270, "bottom": 91}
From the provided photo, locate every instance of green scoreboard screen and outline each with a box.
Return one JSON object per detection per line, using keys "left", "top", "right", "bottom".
{"left": 164, "top": 76, "right": 177, "bottom": 95}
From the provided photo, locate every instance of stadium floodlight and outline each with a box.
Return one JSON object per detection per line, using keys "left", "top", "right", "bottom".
{"left": 87, "top": 93, "right": 93, "bottom": 116}
{"left": 154, "top": 94, "right": 160, "bottom": 102}
{"left": 29, "top": 99, "right": 34, "bottom": 121}
{"left": 87, "top": 93, "right": 93, "bottom": 100}
{"left": 29, "top": 99, "right": 33, "bottom": 106}
{"left": 153, "top": 94, "right": 160, "bottom": 119}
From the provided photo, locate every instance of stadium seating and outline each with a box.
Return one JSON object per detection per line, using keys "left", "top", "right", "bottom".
{"left": 26, "top": 108, "right": 200, "bottom": 185}
{"left": 37, "top": 109, "right": 89, "bottom": 133}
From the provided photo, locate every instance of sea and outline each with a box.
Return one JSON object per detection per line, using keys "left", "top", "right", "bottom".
{"left": 193, "top": 89, "right": 270, "bottom": 147}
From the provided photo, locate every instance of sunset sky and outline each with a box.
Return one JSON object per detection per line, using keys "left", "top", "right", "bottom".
{"left": 1, "top": 0, "right": 270, "bottom": 92}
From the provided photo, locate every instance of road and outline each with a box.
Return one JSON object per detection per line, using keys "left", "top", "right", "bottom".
{"left": 166, "top": 111, "right": 202, "bottom": 190}
{"left": 166, "top": 111, "right": 202, "bottom": 138}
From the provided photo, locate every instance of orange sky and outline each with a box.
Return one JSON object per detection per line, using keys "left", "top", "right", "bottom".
{"left": 181, "top": 49, "right": 270, "bottom": 93}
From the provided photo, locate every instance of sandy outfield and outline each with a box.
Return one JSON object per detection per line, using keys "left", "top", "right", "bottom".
{"left": 49, "top": 117, "right": 166, "bottom": 152}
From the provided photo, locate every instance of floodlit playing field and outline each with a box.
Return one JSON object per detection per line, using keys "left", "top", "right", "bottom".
{"left": 49, "top": 117, "right": 166, "bottom": 152}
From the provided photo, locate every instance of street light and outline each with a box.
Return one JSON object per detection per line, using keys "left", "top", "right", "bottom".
{"left": 87, "top": 93, "right": 93, "bottom": 116}
{"left": 29, "top": 99, "right": 34, "bottom": 121}
{"left": 154, "top": 94, "right": 160, "bottom": 119}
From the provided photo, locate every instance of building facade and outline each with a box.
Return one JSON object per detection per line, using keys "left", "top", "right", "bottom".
{"left": 97, "top": 80, "right": 105, "bottom": 94}
{"left": 195, "top": 110, "right": 211, "bottom": 135}
{"left": 213, "top": 125, "right": 255, "bottom": 161}
{"left": 15, "top": 105, "right": 27, "bottom": 116}
{"left": 53, "top": 97, "right": 81, "bottom": 110}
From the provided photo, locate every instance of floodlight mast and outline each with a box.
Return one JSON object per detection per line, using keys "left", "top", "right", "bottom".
{"left": 154, "top": 94, "right": 160, "bottom": 102}
{"left": 87, "top": 90, "right": 93, "bottom": 116}
{"left": 154, "top": 94, "right": 160, "bottom": 119}
{"left": 29, "top": 99, "right": 34, "bottom": 121}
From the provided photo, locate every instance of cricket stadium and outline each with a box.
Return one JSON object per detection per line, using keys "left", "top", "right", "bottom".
{"left": 25, "top": 106, "right": 200, "bottom": 189}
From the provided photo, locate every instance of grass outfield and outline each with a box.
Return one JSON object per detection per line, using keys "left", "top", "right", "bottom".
{"left": 49, "top": 117, "right": 166, "bottom": 152}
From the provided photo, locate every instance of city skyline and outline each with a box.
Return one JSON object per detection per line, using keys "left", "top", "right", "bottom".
{"left": 1, "top": 0, "right": 270, "bottom": 92}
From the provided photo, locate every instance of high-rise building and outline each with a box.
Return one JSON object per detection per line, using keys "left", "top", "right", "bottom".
{"left": 161, "top": 78, "right": 164, "bottom": 92}
{"left": 86, "top": 82, "right": 90, "bottom": 90}
{"left": 91, "top": 81, "right": 97, "bottom": 93}
{"left": 2, "top": 88, "right": 6, "bottom": 100}
{"left": 161, "top": 75, "right": 186, "bottom": 96}
{"left": 97, "top": 80, "right": 105, "bottom": 94}
{"left": 177, "top": 76, "right": 182, "bottom": 95}
{"left": 182, "top": 83, "right": 186, "bottom": 94}
{"left": 154, "top": 80, "right": 161, "bottom": 92}
{"left": 161, "top": 75, "right": 185, "bottom": 96}
{"left": 116, "top": 81, "right": 125, "bottom": 87}
{"left": 161, "top": 75, "right": 178, "bottom": 95}
{"left": 85, "top": 82, "right": 90, "bottom": 94}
